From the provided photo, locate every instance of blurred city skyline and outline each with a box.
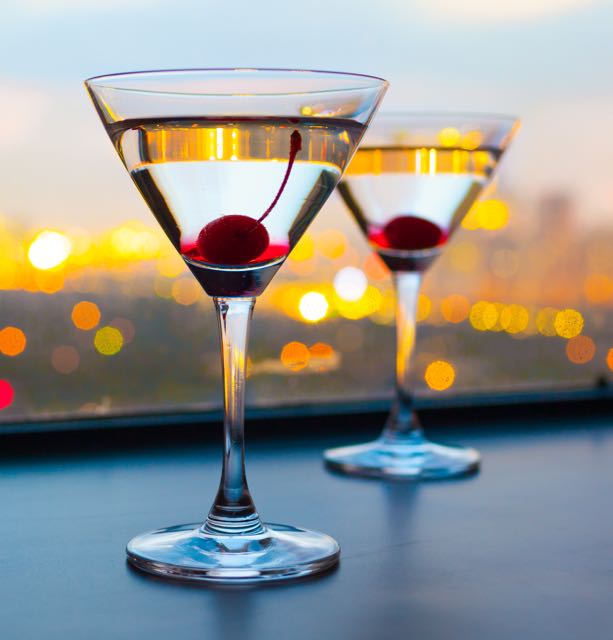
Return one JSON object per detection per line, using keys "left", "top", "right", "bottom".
{"left": 1, "top": 0, "right": 613, "bottom": 228}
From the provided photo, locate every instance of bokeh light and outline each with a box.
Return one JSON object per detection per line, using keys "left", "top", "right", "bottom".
{"left": 424, "top": 360, "right": 456, "bottom": 391}
{"left": 94, "top": 326, "right": 124, "bottom": 356}
{"left": 438, "top": 127, "right": 461, "bottom": 147}
{"left": 109, "top": 317, "right": 136, "bottom": 344}
{"left": 157, "top": 254, "right": 186, "bottom": 278}
{"left": 462, "top": 199, "right": 509, "bottom": 231}
{"left": 500, "top": 304, "right": 530, "bottom": 334}
{"left": 461, "top": 130, "right": 482, "bottom": 150}
{"left": 554, "top": 309, "right": 584, "bottom": 339}
{"left": 28, "top": 230, "right": 72, "bottom": 270}
{"left": 0, "top": 380, "right": 14, "bottom": 410}
{"left": 333, "top": 267, "right": 368, "bottom": 302}
{"left": 335, "top": 286, "right": 382, "bottom": 320}
{"left": 317, "top": 229, "right": 347, "bottom": 259}
{"left": 35, "top": 270, "right": 65, "bottom": 294}
{"left": 71, "top": 301, "right": 101, "bottom": 331}
{"left": 299, "top": 292, "right": 329, "bottom": 323}
{"left": 470, "top": 301, "right": 499, "bottom": 331}
{"left": 280, "top": 341, "right": 310, "bottom": 372}
{"left": 309, "top": 343, "right": 337, "bottom": 372}
{"left": 583, "top": 273, "right": 613, "bottom": 304}
{"left": 370, "top": 288, "right": 395, "bottom": 325}
{"left": 0, "top": 327, "right": 27, "bottom": 356}
{"left": 536, "top": 307, "right": 559, "bottom": 336}
{"left": 51, "top": 346, "right": 80, "bottom": 374}
{"left": 171, "top": 278, "right": 201, "bottom": 306}
{"left": 441, "top": 295, "right": 470, "bottom": 324}
{"left": 566, "top": 335, "right": 596, "bottom": 364}
{"left": 478, "top": 200, "right": 509, "bottom": 230}
{"left": 417, "top": 294, "right": 432, "bottom": 322}
{"left": 110, "top": 224, "right": 160, "bottom": 260}
{"left": 606, "top": 349, "right": 613, "bottom": 372}
{"left": 289, "top": 233, "right": 315, "bottom": 262}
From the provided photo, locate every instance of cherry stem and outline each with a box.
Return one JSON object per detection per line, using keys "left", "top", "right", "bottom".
{"left": 257, "top": 130, "right": 302, "bottom": 224}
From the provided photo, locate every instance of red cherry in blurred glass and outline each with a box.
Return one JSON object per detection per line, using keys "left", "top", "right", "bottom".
{"left": 197, "top": 215, "right": 270, "bottom": 265}
{"left": 383, "top": 215, "right": 446, "bottom": 251}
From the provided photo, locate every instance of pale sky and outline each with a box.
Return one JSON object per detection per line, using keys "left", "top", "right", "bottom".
{"left": 1, "top": 0, "right": 612, "bottom": 229}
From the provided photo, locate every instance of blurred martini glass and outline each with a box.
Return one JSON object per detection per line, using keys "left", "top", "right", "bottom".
{"left": 324, "top": 112, "right": 519, "bottom": 480}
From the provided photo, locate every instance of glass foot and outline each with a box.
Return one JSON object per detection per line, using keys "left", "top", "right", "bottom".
{"left": 127, "top": 522, "right": 340, "bottom": 584}
{"left": 324, "top": 437, "right": 480, "bottom": 480}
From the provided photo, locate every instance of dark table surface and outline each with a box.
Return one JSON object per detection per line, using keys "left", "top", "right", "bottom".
{"left": 2, "top": 406, "right": 613, "bottom": 639}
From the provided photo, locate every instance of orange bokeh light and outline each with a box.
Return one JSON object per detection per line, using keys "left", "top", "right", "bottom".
{"left": 280, "top": 341, "right": 310, "bottom": 372}
{"left": 71, "top": 301, "right": 101, "bottom": 331}
{"left": 566, "top": 335, "right": 596, "bottom": 364}
{"left": 424, "top": 360, "right": 456, "bottom": 391}
{"left": 0, "top": 327, "right": 27, "bottom": 356}
{"left": 607, "top": 348, "right": 613, "bottom": 372}
{"left": 584, "top": 273, "right": 613, "bottom": 304}
{"left": 441, "top": 295, "right": 470, "bottom": 324}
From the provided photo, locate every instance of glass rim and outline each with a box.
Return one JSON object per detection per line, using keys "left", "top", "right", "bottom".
{"left": 84, "top": 67, "right": 389, "bottom": 97}
{"left": 374, "top": 110, "right": 521, "bottom": 126}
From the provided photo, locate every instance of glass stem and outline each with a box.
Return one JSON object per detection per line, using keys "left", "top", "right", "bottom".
{"left": 382, "top": 271, "right": 424, "bottom": 444}
{"left": 204, "top": 297, "right": 264, "bottom": 536}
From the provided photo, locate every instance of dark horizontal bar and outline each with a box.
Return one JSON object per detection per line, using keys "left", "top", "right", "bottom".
{"left": 1, "top": 384, "right": 612, "bottom": 437}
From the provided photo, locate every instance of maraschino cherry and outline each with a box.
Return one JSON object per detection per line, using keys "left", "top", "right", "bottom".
{"left": 382, "top": 215, "right": 446, "bottom": 251}
{"left": 196, "top": 130, "right": 302, "bottom": 265}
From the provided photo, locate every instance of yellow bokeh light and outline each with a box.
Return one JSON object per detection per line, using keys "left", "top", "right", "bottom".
{"left": 417, "top": 294, "right": 432, "bottom": 322}
{"left": 157, "top": 254, "right": 186, "bottom": 278}
{"left": 28, "top": 230, "right": 72, "bottom": 270}
{"left": 335, "top": 285, "right": 382, "bottom": 320}
{"left": 536, "top": 307, "right": 559, "bottom": 337}
{"left": 441, "top": 295, "right": 470, "bottom": 324}
{"left": 370, "top": 288, "right": 395, "bottom": 325}
{"left": 438, "top": 127, "right": 461, "bottom": 147}
{"left": 289, "top": 233, "right": 315, "bottom": 262}
{"left": 500, "top": 304, "right": 530, "bottom": 334}
{"left": 424, "top": 360, "right": 456, "bottom": 391}
{"left": 566, "top": 335, "right": 595, "bottom": 364}
{"left": 469, "top": 300, "right": 499, "bottom": 331}
{"left": 461, "top": 130, "right": 483, "bottom": 150}
{"left": 94, "top": 326, "right": 124, "bottom": 356}
{"left": 583, "top": 273, "right": 613, "bottom": 304}
{"left": 299, "top": 291, "right": 329, "bottom": 323}
{"left": 0, "top": 327, "right": 27, "bottom": 356}
{"left": 317, "top": 229, "right": 347, "bottom": 260}
{"left": 554, "top": 309, "right": 584, "bottom": 339}
{"left": 110, "top": 224, "right": 160, "bottom": 260}
{"left": 171, "top": 278, "right": 201, "bottom": 306}
{"left": 280, "top": 341, "right": 310, "bottom": 372}
{"left": 477, "top": 200, "right": 509, "bottom": 231}
{"left": 71, "top": 301, "right": 101, "bottom": 331}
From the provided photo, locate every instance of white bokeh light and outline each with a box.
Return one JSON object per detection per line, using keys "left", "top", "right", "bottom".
{"left": 333, "top": 267, "right": 368, "bottom": 302}
{"left": 28, "top": 230, "right": 72, "bottom": 270}
{"left": 299, "top": 292, "right": 329, "bottom": 323}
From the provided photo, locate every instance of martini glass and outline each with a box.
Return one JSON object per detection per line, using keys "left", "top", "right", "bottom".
{"left": 324, "top": 112, "right": 519, "bottom": 480}
{"left": 85, "top": 68, "right": 387, "bottom": 582}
